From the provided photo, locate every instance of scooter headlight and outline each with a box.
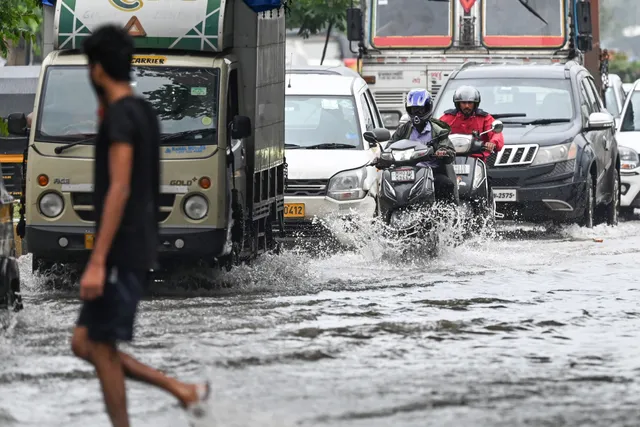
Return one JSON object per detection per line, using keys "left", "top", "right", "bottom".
{"left": 472, "top": 161, "right": 485, "bottom": 190}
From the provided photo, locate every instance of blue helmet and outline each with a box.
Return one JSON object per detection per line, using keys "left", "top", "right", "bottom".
{"left": 405, "top": 88, "right": 433, "bottom": 128}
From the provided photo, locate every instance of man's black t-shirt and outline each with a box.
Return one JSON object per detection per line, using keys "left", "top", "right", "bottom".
{"left": 93, "top": 95, "right": 160, "bottom": 272}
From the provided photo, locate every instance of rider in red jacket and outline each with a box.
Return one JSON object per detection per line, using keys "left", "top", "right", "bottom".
{"left": 439, "top": 85, "right": 504, "bottom": 160}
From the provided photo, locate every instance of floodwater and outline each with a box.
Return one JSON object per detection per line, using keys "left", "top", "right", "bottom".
{"left": 2, "top": 219, "right": 640, "bottom": 427}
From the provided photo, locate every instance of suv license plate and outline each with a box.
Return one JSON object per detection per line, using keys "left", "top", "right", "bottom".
{"left": 492, "top": 189, "right": 517, "bottom": 202}
{"left": 391, "top": 170, "right": 415, "bottom": 182}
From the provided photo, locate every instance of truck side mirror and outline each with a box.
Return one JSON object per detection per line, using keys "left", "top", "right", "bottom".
{"left": 7, "top": 113, "right": 28, "bottom": 136}
{"left": 346, "top": 8, "right": 363, "bottom": 42}
{"left": 576, "top": 0, "right": 592, "bottom": 35}
{"left": 231, "top": 115, "right": 251, "bottom": 139}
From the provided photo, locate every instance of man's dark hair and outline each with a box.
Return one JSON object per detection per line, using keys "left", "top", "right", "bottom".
{"left": 82, "top": 24, "right": 134, "bottom": 82}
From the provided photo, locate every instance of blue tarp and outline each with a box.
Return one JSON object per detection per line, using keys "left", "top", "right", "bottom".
{"left": 243, "top": 0, "right": 283, "bottom": 13}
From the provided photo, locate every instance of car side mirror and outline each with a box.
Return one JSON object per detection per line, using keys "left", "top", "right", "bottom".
{"left": 363, "top": 131, "right": 378, "bottom": 146}
{"left": 230, "top": 115, "right": 251, "bottom": 139}
{"left": 7, "top": 113, "right": 28, "bottom": 136}
{"left": 372, "top": 127, "right": 390, "bottom": 142}
{"left": 491, "top": 120, "right": 504, "bottom": 134}
{"left": 586, "top": 112, "right": 614, "bottom": 131}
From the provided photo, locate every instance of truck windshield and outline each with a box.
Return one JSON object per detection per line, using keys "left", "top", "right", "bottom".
{"left": 482, "top": 0, "right": 565, "bottom": 48}
{"left": 35, "top": 65, "right": 218, "bottom": 145}
{"left": 372, "top": 0, "right": 452, "bottom": 48}
{"left": 285, "top": 95, "right": 361, "bottom": 149}
{"left": 620, "top": 91, "right": 640, "bottom": 132}
{"left": 432, "top": 78, "right": 574, "bottom": 122}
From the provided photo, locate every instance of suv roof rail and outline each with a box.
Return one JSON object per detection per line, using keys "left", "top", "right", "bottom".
{"left": 286, "top": 65, "right": 360, "bottom": 78}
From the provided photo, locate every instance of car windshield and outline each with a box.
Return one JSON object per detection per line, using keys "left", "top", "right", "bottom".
{"left": 604, "top": 86, "right": 620, "bottom": 117}
{"left": 285, "top": 95, "right": 361, "bottom": 149}
{"left": 36, "top": 66, "right": 219, "bottom": 145}
{"left": 432, "top": 78, "right": 574, "bottom": 122}
{"left": 620, "top": 90, "right": 640, "bottom": 132}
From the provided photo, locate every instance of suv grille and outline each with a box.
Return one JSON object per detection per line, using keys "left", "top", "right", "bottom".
{"left": 285, "top": 179, "right": 328, "bottom": 197}
{"left": 490, "top": 144, "right": 539, "bottom": 167}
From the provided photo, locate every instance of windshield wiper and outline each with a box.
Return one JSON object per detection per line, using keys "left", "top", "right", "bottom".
{"left": 285, "top": 143, "right": 302, "bottom": 149}
{"left": 518, "top": 0, "right": 548, "bottom": 25}
{"left": 305, "top": 143, "right": 358, "bottom": 149}
{"left": 492, "top": 113, "right": 527, "bottom": 119}
{"left": 161, "top": 128, "right": 216, "bottom": 143}
{"left": 54, "top": 136, "right": 97, "bottom": 154}
{"left": 508, "top": 118, "right": 571, "bottom": 125}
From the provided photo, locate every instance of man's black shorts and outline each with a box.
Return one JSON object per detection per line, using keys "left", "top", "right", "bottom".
{"left": 76, "top": 267, "right": 146, "bottom": 343}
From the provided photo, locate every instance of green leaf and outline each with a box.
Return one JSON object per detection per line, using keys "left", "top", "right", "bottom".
{"left": 0, "top": 0, "right": 43, "bottom": 57}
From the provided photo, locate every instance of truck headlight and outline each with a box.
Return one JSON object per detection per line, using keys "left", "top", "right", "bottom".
{"left": 619, "top": 146, "right": 639, "bottom": 170}
{"left": 184, "top": 195, "right": 208, "bottom": 220}
{"left": 531, "top": 141, "right": 577, "bottom": 166}
{"left": 39, "top": 192, "right": 64, "bottom": 218}
{"left": 328, "top": 167, "right": 367, "bottom": 201}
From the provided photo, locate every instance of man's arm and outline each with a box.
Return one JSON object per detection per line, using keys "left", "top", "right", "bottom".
{"left": 88, "top": 142, "right": 133, "bottom": 265}
{"left": 485, "top": 114, "right": 505, "bottom": 152}
{"left": 435, "top": 136, "right": 456, "bottom": 164}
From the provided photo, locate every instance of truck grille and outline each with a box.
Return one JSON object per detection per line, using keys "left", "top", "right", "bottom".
{"left": 285, "top": 179, "right": 328, "bottom": 197}
{"left": 374, "top": 91, "right": 405, "bottom": 106}
{"left": 70, "top": 192, "right": 175, "bottom": 222}
{"left": 490, "top": 144, "right": 539, "bottom": 167}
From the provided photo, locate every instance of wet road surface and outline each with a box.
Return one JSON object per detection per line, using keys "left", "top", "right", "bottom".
{"left": 2, "top": 220, "right": 640, "bottom": 427}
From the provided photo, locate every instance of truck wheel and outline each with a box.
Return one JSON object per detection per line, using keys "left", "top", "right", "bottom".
{"left": 580, "top": 177, "right": 595, "bottom": 228}
{"left": 605, "top": 170, "right": 620, "bottom": 226}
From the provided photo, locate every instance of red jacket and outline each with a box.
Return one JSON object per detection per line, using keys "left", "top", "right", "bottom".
{"left": 439, "top": 109, "right": 504, "bottom": 160}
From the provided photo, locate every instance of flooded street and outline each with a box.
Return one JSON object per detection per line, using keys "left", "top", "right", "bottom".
{"left": 2, "top": 221, "right": 640, "bottom": 427}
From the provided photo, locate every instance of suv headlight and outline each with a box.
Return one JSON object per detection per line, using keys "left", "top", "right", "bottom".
{"left": 531, "top": 141, "right": 578, "bottom": 166}
{"left": 39, "top": 192, "right": 64, "bottom": 218}
{"left": 184, "top": 195, "right": 208, "bottom": 220}
{"left": 328, "top": 167, "right": 367, "bottom": 201}
{"left": 619, "top": 146, "right": 639, "bottom": 170}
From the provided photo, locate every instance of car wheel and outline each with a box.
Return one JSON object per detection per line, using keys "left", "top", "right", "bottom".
{"left": 605, "top": 170, "right": 620, "bottom": 226}
{"left": 580, "top": 177, "right": 595, "bottom": 228}
{"left": 620, "top": 206, "right": 636, "bottom": 219}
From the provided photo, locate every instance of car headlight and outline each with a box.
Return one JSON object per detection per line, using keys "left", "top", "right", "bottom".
{"left": 184, "top": 195, "right": 208, "bottom": 220}
{"left": 531, "top": 141, "right": 578, "bottom": 166}
{"left": 39, "top": 192, "right": 64, "bottom": 218}
{"left": 328, "top": 167, "right": 367, "bottom": 200}
{"left": 619, "top": 146, "right": 639, "bottom": 170}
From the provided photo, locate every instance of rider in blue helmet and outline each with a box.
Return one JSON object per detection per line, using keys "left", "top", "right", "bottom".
{"left": 389, "top": 88, "right": 458, "bottom": 205}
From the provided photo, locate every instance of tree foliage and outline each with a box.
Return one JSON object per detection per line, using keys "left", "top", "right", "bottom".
{"left": 0, "top": 119, "right": 8, "bottom": 137}
{"left": 285, "top": 0, "right": 351, "bottom": 38}
{"left": 610, "top": 51, "right": 640, "bottom": 82}
{"left": 0, "top": 0, "right": 42, "bottom": 58}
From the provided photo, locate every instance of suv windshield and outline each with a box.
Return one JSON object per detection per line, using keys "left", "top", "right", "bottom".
{"left": 432, "top": 78, "right": 574, "bottom": 122}
{"left": 285, "top": 95, "right": 361, "bottom": 149}
{"left": 36, "top": 65, "right": 218, "bottom": 144}
{"left": 621, "top": 90, "right": 640, "bottom": 132}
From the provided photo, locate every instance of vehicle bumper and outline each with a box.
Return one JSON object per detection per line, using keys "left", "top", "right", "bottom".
{"left": 284, "top": 195, "right": 376, "bottom": 220}
{"left": 26, "top": 225, "right": 228, "bottom": 264}
{"left": 492, "top": 181, "right": 585, "bottom": 222}
{"left": 620, "top": 171, "right": 640, "bottom": 207}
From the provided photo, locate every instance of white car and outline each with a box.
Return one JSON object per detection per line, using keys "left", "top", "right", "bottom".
{"left": 616, "top": 79, "right": 640, "bottom": 216}
{"left": 283, "top": 66, "right": 390, "bottom": 238}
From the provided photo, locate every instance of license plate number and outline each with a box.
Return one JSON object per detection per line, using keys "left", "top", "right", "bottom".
{"left": 284, "top": 203, "right": 305, "bottom": 218}
{"left": 391, "top": 170, "right": 415, "bottom": 182}
{"left": 492, "top": 189, "right": 517, "bottom": 202}
{"left": 84, "top": 233, "right": 95, "bottom": 249}
{"left": 454, "top": 164, "right": 470, "bottom": 175}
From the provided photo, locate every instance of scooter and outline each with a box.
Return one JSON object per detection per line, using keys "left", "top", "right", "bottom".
{"left": 364, "top": 129, "right": 449, "bottom": 248}
{"left": 450, "top": 120, "right": 504, "bottom": 230}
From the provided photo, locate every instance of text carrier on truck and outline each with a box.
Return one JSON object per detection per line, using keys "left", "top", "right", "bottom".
{"left": 7, "top": 0, "right": 286, "bottom": 277}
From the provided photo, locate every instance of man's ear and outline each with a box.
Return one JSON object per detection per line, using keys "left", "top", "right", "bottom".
{"left": 91, "top": 62, "right": 106, "bottom": 83}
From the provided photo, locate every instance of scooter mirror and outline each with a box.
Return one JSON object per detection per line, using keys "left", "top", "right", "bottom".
{"left": 491, "top": 120, "right": 504, "bottom": 134}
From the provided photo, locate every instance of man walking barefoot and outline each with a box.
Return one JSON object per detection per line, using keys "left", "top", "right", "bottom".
{"left": 70, "top": 24, "right": 209, "bottom": 427}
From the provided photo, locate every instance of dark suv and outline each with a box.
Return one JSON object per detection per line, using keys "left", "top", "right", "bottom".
{"left": 431, "top": 61, "right": 620, "bottom": 227}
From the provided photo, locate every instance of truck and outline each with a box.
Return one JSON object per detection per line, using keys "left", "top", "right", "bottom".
{"left": 346, "top": 0, "right": 603, "bottom": 130}
{"left": 6, "top": 0, "right": 287, "bottom": 279}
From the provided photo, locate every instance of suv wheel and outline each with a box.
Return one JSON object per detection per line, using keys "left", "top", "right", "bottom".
{"left": 605, "top": 170, "right": 620, "bottom": 226}
{"left": 581, "top": 177, "right": 595, "bottom": 228}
